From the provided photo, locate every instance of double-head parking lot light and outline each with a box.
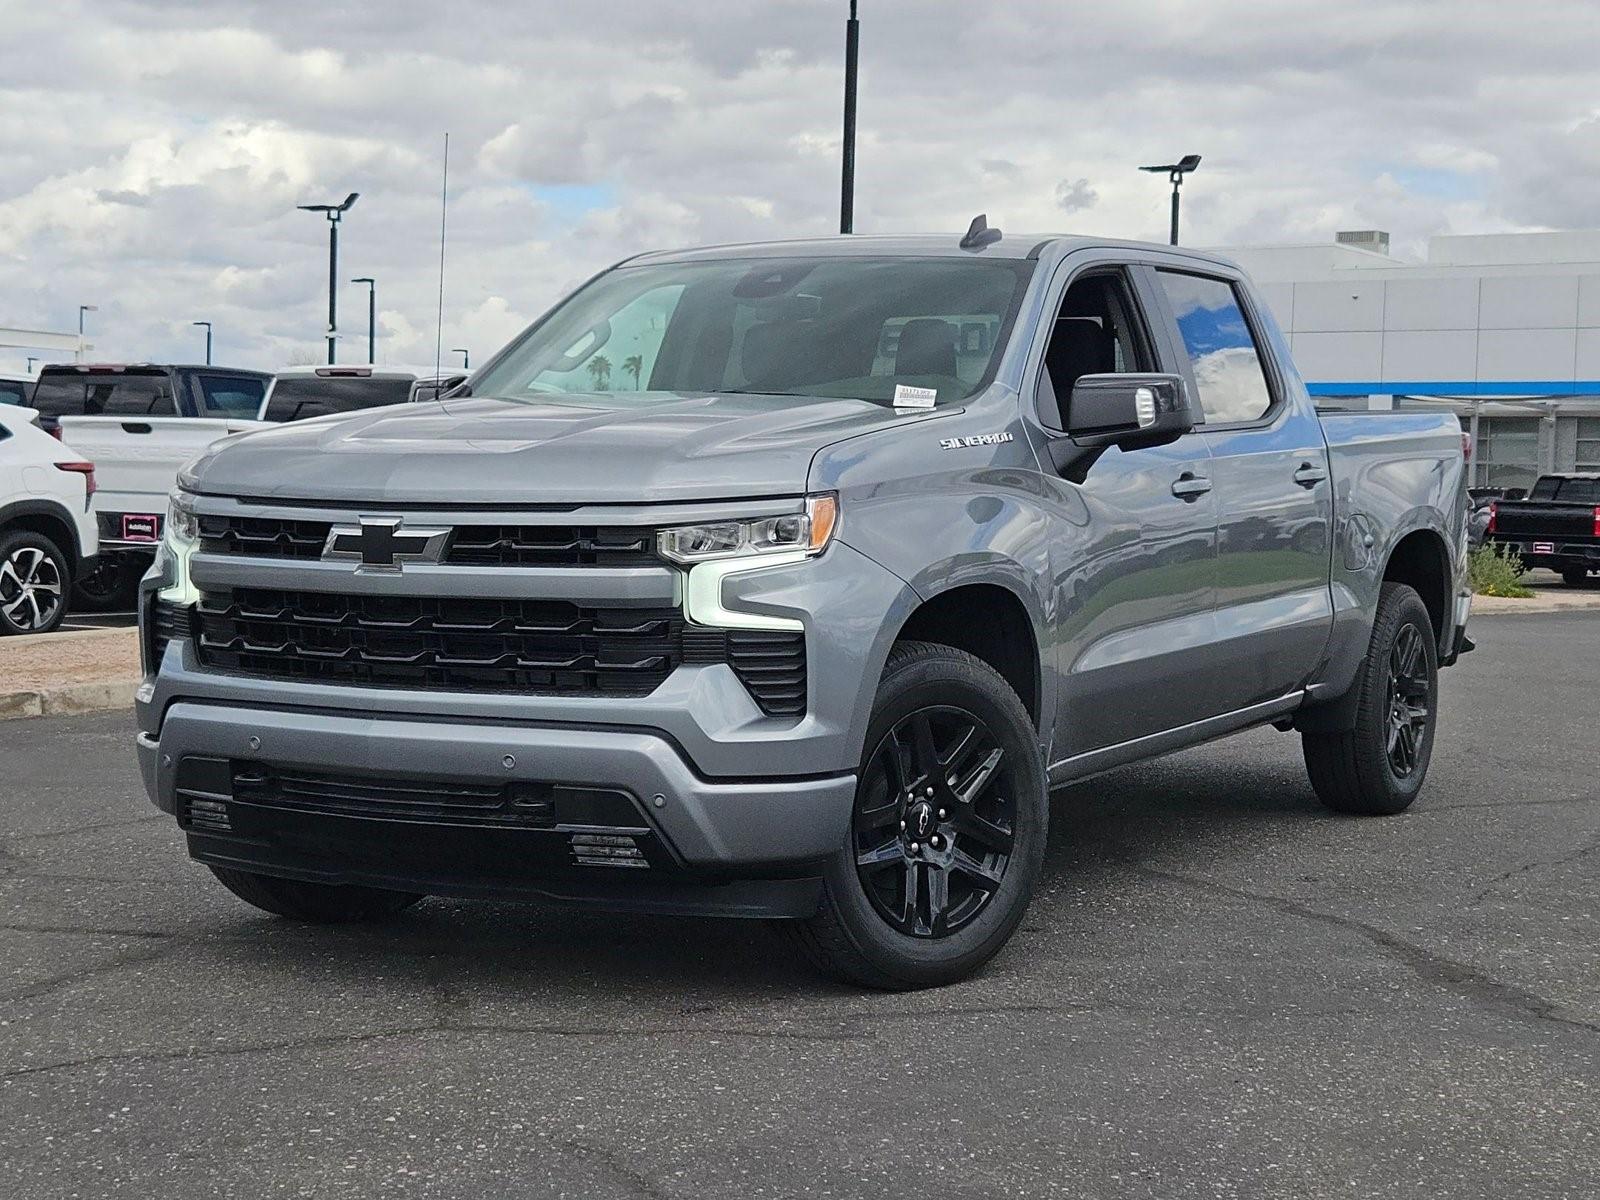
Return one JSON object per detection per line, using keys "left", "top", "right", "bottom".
{"left": 1139, "top": 154, "right": 1201, "bottom": 245}
{"left": 298, "top": 193, "right": 360, "bottom": 363}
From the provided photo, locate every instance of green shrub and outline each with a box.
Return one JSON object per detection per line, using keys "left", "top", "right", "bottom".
{"left": 1469, "top": 542, "right": 1534, "bottom": 598}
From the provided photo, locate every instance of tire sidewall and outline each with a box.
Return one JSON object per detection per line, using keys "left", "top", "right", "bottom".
{"left": 1363, "top": 586, "right": 1439, "bottom": 806}
{"left": 818, "top": 648, "right": 1047, "bottom": 986}
{"left": 0, "top": 530, "right": 70, "bottom": 636}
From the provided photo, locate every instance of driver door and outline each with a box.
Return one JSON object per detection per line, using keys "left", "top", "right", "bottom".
{"left": 1032, "top": 261, "right": 1221, "bottom": 760}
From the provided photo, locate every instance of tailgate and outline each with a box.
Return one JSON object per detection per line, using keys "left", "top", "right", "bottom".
{"left": 58, "top": 415, "right": 265, "bottom": 535}
{"left": 1493, "top": 501, "right": 1595, "bottom": 541}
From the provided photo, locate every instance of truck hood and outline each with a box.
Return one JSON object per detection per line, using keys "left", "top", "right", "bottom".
{"left": 181, "top": 392, "right": 944, "bottom": 505}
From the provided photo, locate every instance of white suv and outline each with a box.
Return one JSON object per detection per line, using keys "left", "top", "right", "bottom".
{"left": 0, "top": 406, "right": 98, "bottom": 634}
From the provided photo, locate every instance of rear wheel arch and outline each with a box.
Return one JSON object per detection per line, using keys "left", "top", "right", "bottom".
{"left": 1381, "top": 527, "right": 1451, "bottom": 647}
{"left": 0, "top": 500, "right": 81, "bottom": 573}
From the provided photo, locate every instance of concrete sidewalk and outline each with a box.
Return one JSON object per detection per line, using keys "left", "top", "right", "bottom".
{"left": 0, "top": 625, "right": 139, "bottom": 719}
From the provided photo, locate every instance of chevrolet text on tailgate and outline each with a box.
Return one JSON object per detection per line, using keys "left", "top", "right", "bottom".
{"left": 137, "top": 228, "right": 1472, "bottom": 988}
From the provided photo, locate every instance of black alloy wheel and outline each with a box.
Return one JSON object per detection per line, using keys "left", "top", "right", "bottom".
{"left": 853, "top": 705, "right": 1017, "bottom": 938}
{"left": 1385, "top": 623, "right": 1431, "bottom": 778}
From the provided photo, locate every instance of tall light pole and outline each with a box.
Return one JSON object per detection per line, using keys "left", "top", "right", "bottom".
{"left": 297, "top": 192, "right": 359, "bottom": 363}
{"left": 1139, "top": 154, "right": 1201, "bottom": 245}
{"left": 77, "top": 304, "right": 97, "bottom": 363}
{"left": 840, "top": 0, "right": 860, "bottom": 234}
{"left": 451, "top": 348, "right": 469, "bottom": 370}
{"left": 26, "top": 357, "right": 38, "bottom": 374}
{"left": 191, "top": 321, "right": 212, "bottom": 365}
{"left": 351, "top": 277, "right": 376, "bottom": 363}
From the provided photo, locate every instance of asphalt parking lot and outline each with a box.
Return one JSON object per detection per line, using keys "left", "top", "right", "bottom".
{"left": 2, "top": 612, "right": 1595, "bottom": 1199}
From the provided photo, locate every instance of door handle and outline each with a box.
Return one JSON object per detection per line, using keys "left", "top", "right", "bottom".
{"left": 1293, "top": 462, "right": 1327, "bottom": 487}
{"left": 1170, "top": 473, "right": 1212, "bottom": 501}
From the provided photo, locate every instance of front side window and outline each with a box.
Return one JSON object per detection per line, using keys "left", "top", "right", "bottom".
{"left": 1156, "top": 271, "right": 1273, "bottom": 424}
{"left": 196, "top": 374, "right": 267, "bottom": 417}
{"left": 470, "top": 256, "right": 1034, "bottom": 408}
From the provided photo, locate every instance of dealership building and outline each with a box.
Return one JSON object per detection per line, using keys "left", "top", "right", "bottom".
{"left": 1214, "top": 230, "right": 1600, "bottom": 491}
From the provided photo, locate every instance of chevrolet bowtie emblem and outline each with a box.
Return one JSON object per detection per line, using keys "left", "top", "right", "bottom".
{"left": 322, "top": 518, "right": 451, "bottom": 571}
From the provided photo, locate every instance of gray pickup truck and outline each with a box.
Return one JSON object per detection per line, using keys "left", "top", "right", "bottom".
{"left": 136, "top": 231, "right": 1471, "bottom": 988}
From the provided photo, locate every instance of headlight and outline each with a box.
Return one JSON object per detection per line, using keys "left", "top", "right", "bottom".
{"left": 166, "top": 490, "right": 199, "bottom": 546}
{"left": 658, "top": 494, "right": 838, "bottom": 564}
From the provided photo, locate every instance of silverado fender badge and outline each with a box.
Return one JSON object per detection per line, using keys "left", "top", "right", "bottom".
{"left": 939, "top": 432, "right": 1015, "bottom": 450}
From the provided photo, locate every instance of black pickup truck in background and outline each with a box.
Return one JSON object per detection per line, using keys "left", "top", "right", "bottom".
{"left": 1487, "top": 473, "right": 1600, "bottom": 585}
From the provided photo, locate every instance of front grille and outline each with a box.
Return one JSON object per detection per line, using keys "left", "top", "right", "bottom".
{"left": 198, "top": 514, "right": 327, "bottom": 559}
{"left": 683, "top": 628, "right": 808, "bottom": 717}
{"left": 197, "top": 515, "right": 660, "bottom": 568}
{"left": 224, "top": 764, "right": 646, "bottom": 830}
{"left": 445, "top": 525, "right": 657, "bottom": 567}
{"left": 194, "top": 587, "right": 684, "bottom": 696}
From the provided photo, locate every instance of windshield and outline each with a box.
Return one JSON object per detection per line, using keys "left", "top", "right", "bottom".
{"left": 470, "top": 256, "right": 1033, "bottom": 407}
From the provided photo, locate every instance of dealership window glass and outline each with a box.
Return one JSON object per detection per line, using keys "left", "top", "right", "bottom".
{"left": 1575, "top": 417, "right": 1600, "bottom": 473}
{"left": 1475, "top": 416, "right": 1540, "bottom": 491}
{"left": 196, "top": 374, "right": 266, "bottom": 417}
{"left": 1156, "top": 271, "right": 1273, "bottom": 424}
{"left": 471, "top": 256, "right": 1033, "bottom": 408}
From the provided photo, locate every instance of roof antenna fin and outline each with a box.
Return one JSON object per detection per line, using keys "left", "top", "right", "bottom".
{"left": 959, "top": 213, "right": 1002, "bottom": 250}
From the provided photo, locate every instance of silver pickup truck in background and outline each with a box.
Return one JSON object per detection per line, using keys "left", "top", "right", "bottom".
{"left": 136, "top": 229, "right": 1472, "bottom": 988}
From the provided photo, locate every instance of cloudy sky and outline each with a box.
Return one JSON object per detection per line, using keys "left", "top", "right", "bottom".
{"left": 2, "top": 0, "right": 1597, "bottom": 373}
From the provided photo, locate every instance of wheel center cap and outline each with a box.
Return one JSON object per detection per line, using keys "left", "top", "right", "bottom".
{"left": 905, "top": 800, "right": 937, "bottom": 842}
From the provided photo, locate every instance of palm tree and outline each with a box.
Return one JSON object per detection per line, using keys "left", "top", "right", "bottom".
{"left": 586, "top": 354, "right": 612, "bottom": 390}
{"left": 622, "top": 354, "right": 643, "bottom": 389}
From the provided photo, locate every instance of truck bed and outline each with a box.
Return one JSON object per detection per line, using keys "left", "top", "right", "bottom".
{"left": 58, "top": 414, "right": 264, "bottom": 547}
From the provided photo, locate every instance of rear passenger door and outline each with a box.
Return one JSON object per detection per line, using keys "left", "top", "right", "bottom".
{"left": 1151, "top": 267, "right": 1333, "bottom": 710}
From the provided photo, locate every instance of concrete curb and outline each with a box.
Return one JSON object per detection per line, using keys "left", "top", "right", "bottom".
{"left": 0, "top": 678, "right": 139, "bottom": 721}
{"left": 1473, "top": 592, "right": 1600, "bottom": 615}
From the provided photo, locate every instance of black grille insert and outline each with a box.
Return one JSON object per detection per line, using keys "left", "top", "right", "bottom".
{"left": 682, "top": 628, "right": 807, "bottom": 717}
{"left": 197, "top": 515, "right": 661, "bottom": 568}
{"left": 195, "top": 587, "right": 685, "bottom": 696}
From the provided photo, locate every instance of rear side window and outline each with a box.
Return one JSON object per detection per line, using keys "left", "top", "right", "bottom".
{"left": 195, "top": 374, "right": 267, "bottom": 417}
{"left": 263, "top": 376, "right": 416, "bottom": 422}
{"left": 1543, "top": 477, "right": 1600, "bottom": 503}
{"left": 0, "top": 380, "right": 27, "bottom": 405}
{"left": 1156, "top": 271, "right": 1273, "bottom": 424}
{"left": 31, "top": 374, "right": 87, "bottom": 418}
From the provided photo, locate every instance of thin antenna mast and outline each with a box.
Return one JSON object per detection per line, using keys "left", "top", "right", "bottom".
{"left": 434, "top": 132, "right": 449, "bottom": 380}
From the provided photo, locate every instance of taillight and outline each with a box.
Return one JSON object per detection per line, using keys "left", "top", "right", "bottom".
{"left": 47, "top": 425, "right": 63, "bottom": 441}
{"left": 1485, "top": 501, "right": 1497, "bottom": 536}
{"left": 55, "top": 461, "right": 95, "bottom": 498}
{"left": 1593, "top": 505, "right": 1600, "bottom": 539}
{"left": 1461, "top": 432, "right": 1472, "bottom": 461}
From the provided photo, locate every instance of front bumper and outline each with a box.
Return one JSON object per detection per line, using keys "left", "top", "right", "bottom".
{"left": 138, "top": 702, "right": 855, "bottom": 916}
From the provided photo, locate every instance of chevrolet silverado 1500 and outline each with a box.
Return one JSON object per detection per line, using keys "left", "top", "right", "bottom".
{"left": 136, "top": 230, "right": 1471, "bottom": 988}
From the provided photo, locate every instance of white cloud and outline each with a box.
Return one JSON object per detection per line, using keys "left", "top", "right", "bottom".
{"left": 2, "top": 0, "right": 1597, "bottom": 373}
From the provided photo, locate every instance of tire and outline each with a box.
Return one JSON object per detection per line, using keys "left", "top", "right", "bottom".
{"left": 72, "top": 553, "right": 143, "bottom": 612}
{"left": 1302, "top": 582, "right": 1438, "bottom": 815}
{"left": 208, "top": 866, "right": 423, "bottom": 923}
{"left": 1561, "top": 567, "right": 1588, "bottom": 588}
{"left": 783, "top": 642, "right": 1047, "bottom": 989}
{"left": 0, "top": 530, "right": 71, "bottom": 636}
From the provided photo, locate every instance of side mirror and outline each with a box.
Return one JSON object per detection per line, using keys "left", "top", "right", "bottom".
{"left": 1065, "top": 373, "right": 1196, "bottom": 451}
